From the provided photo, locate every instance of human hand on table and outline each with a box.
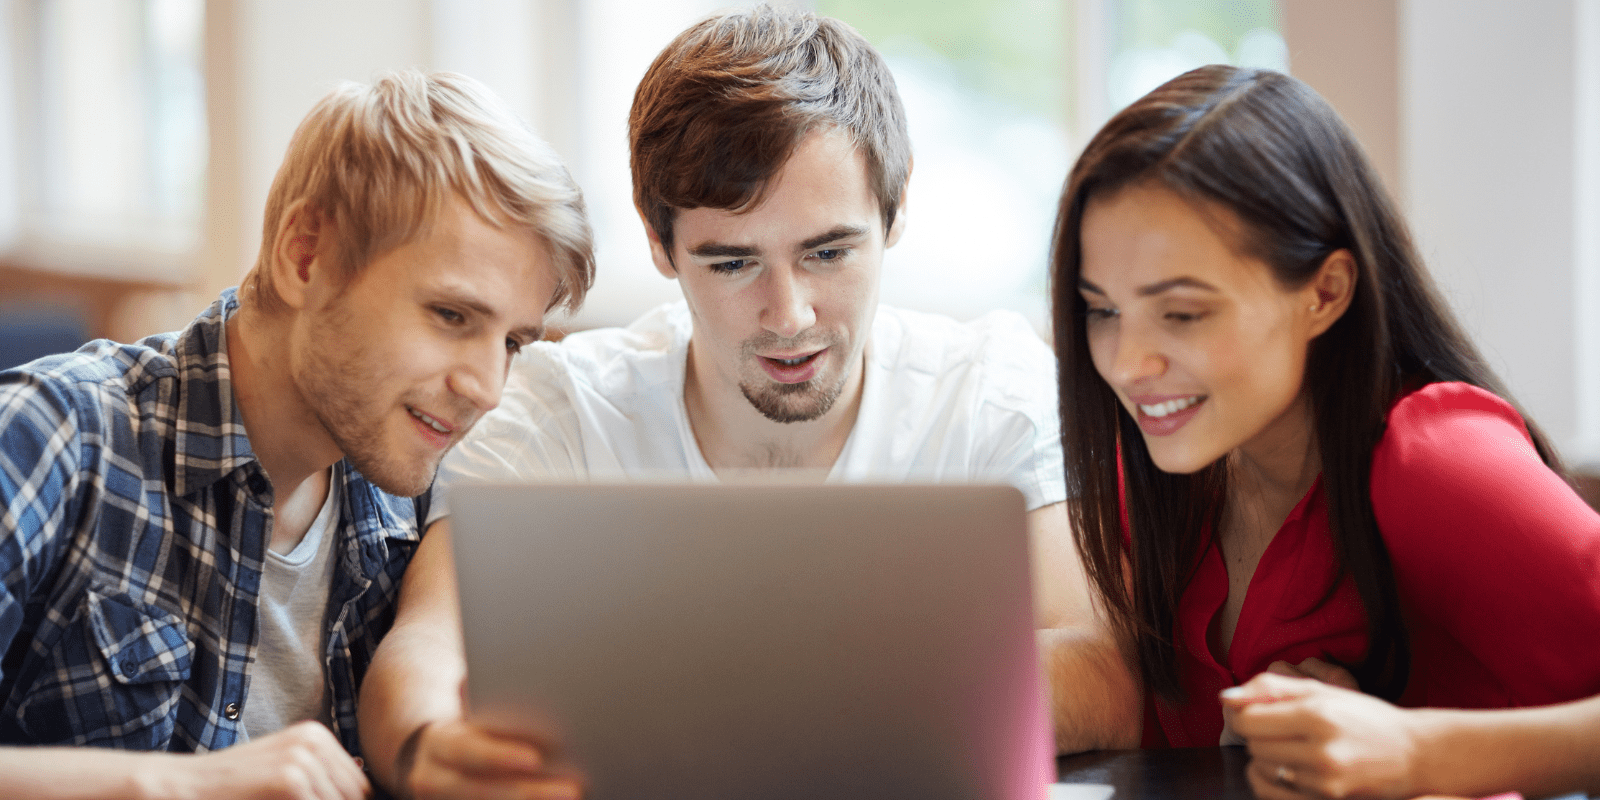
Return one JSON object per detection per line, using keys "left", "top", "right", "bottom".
{"left": 1220, "top": 670, "right": 1426, "bottom": 799}
{"left": 155, "top": 720, "right": 369, "bottom": 800}
{"left": 1219, "top": 657, "right": 1358, "bottom": 746}
{"left": 401, "top": 719, "right": 580, "bottom": 800}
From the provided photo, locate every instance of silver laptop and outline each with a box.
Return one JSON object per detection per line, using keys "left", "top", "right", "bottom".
{"left": 450, "top": 481, "right": 1054, "bottom": 800}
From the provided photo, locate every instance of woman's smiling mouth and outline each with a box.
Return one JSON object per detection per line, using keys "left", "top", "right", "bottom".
{"left": 1139, "top": 395, "right": 1204, "bottom": 418}
{"left": 1132, "top": 394, "right": 1207, "bottom": 436}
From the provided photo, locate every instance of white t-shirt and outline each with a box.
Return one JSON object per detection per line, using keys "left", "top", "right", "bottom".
{"left": 436, "top": 302, "right": 1065, "bottom": 516}
{"left": 238, "top": 476, "right": 338, "bottom": 740}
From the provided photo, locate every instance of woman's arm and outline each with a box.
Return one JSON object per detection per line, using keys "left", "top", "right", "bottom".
{"left": 1371, "top": 384, "right": 1600, "bottom": 708}
{"left": 1226, "top": 671, "right": 1600, "bottom": 799}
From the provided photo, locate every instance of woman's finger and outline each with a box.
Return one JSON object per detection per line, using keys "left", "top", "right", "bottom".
{"left": 1222, "top": 671, "right": 1317, "bottom": 710}
{"left": 1230, "top": 698, "right": 1327, "bottom": 742}
{"left": 1296, "top": 657, "right": 1359, "bottom": 690}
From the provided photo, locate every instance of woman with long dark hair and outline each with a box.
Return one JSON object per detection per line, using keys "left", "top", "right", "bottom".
{"left": 1051, "top": 64, "right": 1600, "bottom": 796}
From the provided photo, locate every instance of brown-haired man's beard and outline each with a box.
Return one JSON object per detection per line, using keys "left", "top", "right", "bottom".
{"left": 736, "top": 328, "right": 851, "bottom": 424}
{"left": 739, "top": 375, "right": 846, "bottom": 424}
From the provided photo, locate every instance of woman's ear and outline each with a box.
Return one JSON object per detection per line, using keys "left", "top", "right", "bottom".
{"left": 1306, "top": 249, "right": 1357, "bottom": 337}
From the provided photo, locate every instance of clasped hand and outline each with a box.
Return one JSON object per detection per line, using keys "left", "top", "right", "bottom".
{"left": 1221, "top": 664, "right": 1447, "bottom": 800}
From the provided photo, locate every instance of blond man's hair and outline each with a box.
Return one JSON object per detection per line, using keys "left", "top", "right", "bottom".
{"left": 244, "top": 70, "right": 594, "bottom": 313}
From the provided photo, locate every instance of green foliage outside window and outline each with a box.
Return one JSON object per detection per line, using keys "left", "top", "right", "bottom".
{"left": 818, "top": 0, "right": 1068, "bottom": 122}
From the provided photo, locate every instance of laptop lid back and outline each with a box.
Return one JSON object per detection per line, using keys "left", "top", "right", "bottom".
{"left": 451, "top": 481, "right": 1052, "bottom": 800}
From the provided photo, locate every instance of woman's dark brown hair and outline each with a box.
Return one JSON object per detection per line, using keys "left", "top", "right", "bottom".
{"left": 1050, "top": 65, "right": 1566, "bottom": 705}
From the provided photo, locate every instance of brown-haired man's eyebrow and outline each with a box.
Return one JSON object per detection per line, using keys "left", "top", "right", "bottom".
{"left": 687, "top": 242, "right": 759, "bottom": 259}
{"left": 1136, "top": 277, "right": 1220, "bottom": 296}
{"left": 799, "top": 225, "right": 870, "bottom": 252}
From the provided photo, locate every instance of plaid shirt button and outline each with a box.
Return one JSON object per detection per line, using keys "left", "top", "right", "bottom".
{"left": 224, "top": 702, "right": 241, "bottom": 720}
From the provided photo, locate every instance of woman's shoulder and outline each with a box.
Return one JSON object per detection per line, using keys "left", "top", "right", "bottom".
{"left": 1385, "top": 381, "right": 1528, "bottom": 434}
{"left": 1370, "top": 381, "right": 1545, "bottom": 537}
{"left": 1367, "top": 396, "right": 1600, "bottom": 697}
{"left": 1377, "top": 381, "right": 1533, "bottom": 468}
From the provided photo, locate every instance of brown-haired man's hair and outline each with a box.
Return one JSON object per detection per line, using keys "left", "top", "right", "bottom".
{"left": 628, "top": 4, "right": 911, "bottom": 258}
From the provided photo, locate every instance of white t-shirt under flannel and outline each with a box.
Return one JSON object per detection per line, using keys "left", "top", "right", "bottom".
{"left": 238, "top": 477, "right": 339, "bottom": 740}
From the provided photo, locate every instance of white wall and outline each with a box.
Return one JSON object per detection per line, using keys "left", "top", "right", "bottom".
{"left": 1402, "top": 0, "right": 1597, "bottom": 467}
{"left": 1575, "top": 0, "right": 1600, "bottom": 465}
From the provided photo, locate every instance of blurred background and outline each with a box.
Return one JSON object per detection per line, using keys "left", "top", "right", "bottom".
{"left": 0, "top": 0, "right": 1597, "bottom": 488}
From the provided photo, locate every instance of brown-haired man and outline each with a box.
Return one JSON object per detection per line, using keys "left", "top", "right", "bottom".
{"left": 359, "top": 7, "right": 1140, "bottom": 799}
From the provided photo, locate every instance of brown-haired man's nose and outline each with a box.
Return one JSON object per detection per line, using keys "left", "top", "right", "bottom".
{"left": 760, "top": 265, "right": 817, "bottom": 340}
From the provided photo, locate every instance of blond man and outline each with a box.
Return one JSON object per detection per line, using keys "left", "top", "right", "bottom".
{"left": 0, "top": 70, "right": 592, "bottom": 799}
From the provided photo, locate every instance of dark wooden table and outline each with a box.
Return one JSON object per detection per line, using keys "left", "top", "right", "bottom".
{"left": 1056, "top": 748, "right": 1599, "bottom": 800}
{"left": 1056, "top": 746, "right": 1255, "bottom": 799}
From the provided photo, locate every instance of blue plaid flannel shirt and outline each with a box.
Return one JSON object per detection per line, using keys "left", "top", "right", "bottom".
{"left": 0, "top": 289, "right": 424, "bottom": 755}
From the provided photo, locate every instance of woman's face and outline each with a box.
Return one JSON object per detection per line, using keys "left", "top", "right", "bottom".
{"left": 1078, "top": 183, "right": 1337, "bottom": 475}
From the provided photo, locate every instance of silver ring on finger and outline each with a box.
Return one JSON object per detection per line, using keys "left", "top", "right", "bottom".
{"left": 1275, "top": 763, "right": 1297, "bottom": 789}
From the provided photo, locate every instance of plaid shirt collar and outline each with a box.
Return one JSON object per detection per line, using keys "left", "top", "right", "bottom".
{"left": 170, "top": 289, "right": 259, "bottom": 499}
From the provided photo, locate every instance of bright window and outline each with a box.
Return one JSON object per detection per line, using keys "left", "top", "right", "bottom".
{"left": 1102, "top": 0, "right": 1285, "bottom": 113}
{"left": 9, "top": 0, "right": 205, "bottom": 276}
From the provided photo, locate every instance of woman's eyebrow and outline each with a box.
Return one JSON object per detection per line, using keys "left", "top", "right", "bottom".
{"left": 1137, "top": 276, "right": 1219, "bottom": 296}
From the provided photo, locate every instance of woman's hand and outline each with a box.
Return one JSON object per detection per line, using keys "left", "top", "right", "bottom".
{"left": 1220, "top": 671, "right": 1425, "bottom": 799}
{"left": 1219, "top": 657, "right": 1358, "bottom": 745}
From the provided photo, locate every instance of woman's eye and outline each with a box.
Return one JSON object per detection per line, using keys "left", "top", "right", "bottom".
{"left": 505, "top": 337, "right": 524, "bottom": 354}
{"left": 1165, "top": 311, "right": 1205, "bottom": 323}
{"left": 1085, "top": 307, "right": 1118, "bottom": 322}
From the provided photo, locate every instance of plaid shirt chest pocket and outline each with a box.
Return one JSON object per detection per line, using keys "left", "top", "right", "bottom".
{"left": 16, "top": 585, "right": 194, "bottom": 748}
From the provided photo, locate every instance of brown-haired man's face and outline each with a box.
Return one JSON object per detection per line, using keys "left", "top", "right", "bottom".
{"left": 650, "top": 127, "right": 902, "bottom": 425}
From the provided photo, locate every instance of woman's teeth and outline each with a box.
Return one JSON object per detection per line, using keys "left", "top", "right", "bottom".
{"left": 1139, "top": 396, "right": 1202, "bottom": 418}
